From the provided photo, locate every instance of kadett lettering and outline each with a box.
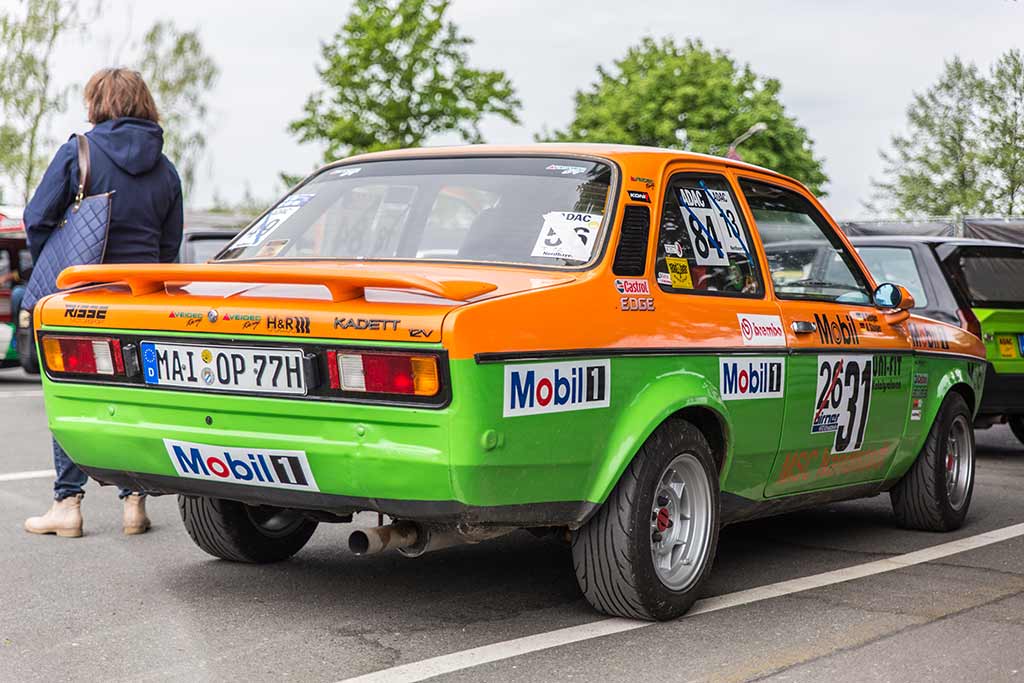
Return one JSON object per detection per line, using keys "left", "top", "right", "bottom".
{"left": 504, "top": 360, "right": 610, "bottom": 417}
{"left": 165, "top": 439, "right": 318, "bottom": 492}
{"left": 720, "top": 357, "right": 785, "bottom": 400}
{"left": 814, "top": 313, "right": 860, "bottom": 346}
{"left": 334, "top": 317, "right": 400, "bottom": 331}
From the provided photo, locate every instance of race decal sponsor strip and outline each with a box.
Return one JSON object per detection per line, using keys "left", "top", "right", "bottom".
{"left": 720, "top": 357, "right": 785, "bottom": 400}
{"left": 812, "top": 355, "right": 873, "bottom": 455}
{"left": 164, "top": 438, "right": 319, "bottom": 492}
{"left": 531, "top": 211, "right": 602, "bottom": 261}
{"left": 737, "top": 313, "right": 785, "bottom": 346}
{"left": 504, "top": 359, "right": 610, "bottom": 417}
{"left": 675, "top": 186, "right": 749, "bottom": 267}
{"left": 234, "top": 193, "right": 316, "bottom": 248}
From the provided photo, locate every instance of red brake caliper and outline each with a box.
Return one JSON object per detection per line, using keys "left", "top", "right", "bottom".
{"left": 656, "top": 507, "right": 672, "bottom": 533}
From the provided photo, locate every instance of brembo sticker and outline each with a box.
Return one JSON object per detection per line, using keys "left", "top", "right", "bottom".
{"left": 737, "top": 314, "right": 785, "bottom": 346}
{"left": 504, "top": 360, "right": 610, "bottom": 417}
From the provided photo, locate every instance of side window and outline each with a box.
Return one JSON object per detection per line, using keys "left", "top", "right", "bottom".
{"left": 853, "top": 247, "right": 928, "bottom": 308}
{"left": 739, "top": 179, "right": 871, "bottom": 304}
{"left": 654, "top": 173, "right": 763, "bottom": 297}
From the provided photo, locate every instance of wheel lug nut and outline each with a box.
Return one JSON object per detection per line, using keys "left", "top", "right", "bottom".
{"left": 652, "top": 531, "right": 663, "bottom": 542}
{"left": 657, "top": 495, "right": 669, "bottom": 506}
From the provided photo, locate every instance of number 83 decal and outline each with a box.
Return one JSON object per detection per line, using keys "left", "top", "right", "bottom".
{"left": 812, "top": 355, "right": 873, "bottom": 454}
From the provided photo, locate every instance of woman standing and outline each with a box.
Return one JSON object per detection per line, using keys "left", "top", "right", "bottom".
{"left": 23, "top": 68, "right": 183, "bottom": 538}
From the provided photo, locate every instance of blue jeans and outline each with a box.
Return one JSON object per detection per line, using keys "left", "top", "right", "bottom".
{"left": 53, "top": 439, "right": 137, "bottom": 500}
{"left": 10, "top": 284, "right": 25, "bottom": 319}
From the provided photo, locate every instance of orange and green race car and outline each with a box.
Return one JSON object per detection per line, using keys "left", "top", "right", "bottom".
{"left": 36, "top": 145, "right": 985, "bottom": 620}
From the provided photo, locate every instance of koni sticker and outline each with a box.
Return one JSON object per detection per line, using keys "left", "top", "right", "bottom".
{"left": 737, "top": 313, "right": 785, "bottom": 346}
{"left": 531, "top": 211, "right": 601, "bottom": 261}
{"left": 812, "top": 355, "right": 873, "bottom": 454}
{"left": 503, "top": 360, "right": 610, "bottom": 417}
{"left": 720, "top": 357, "right": 784, "bottom": 400}
{"left": 665, "top": 257, "right": 693, "bottom": 289}
{"left": 627, "top": 190, "right": 651, "bottom": 203}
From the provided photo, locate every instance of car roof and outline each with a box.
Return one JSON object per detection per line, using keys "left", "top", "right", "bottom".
{"left": 326, "top": 143, "right": 798, "bottom": 186}
{"left": 849, "top": 235, "right": 1024, "bottom": 250}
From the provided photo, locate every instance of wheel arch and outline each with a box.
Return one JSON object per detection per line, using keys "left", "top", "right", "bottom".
{"left": 584, "top": 372, "right": 730, "bottom": 505}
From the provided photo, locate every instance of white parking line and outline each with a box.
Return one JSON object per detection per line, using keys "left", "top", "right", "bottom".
{"left": 0, "top": 389, "right": 43, "bottom": 399}
{"left": 0, "top": 469, "right": 55, "bottom": 482}
{"left": 341, "top": 521, "right": 1024, "bottom": 683}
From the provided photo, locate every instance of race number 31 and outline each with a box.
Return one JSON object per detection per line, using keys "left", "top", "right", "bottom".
{"left": 812, "top": 355, "right": 873, "bottom": 454}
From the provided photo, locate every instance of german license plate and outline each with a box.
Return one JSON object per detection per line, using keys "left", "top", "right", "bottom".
{"left": 140, "top": 341, "right": 306, "bottom": 395}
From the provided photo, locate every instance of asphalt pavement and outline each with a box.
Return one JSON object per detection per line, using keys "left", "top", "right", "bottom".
{"left": 2, "top": 366, "right": 1023, "bottom": 682}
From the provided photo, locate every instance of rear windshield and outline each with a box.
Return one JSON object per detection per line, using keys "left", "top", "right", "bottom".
{"left": 219, "top": 157, "right": 614, "bottom": 268}
{"left": 944, "top": 245, "right": 1024, "bottom": 308}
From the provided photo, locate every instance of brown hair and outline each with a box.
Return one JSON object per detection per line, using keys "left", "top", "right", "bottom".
{"left": 83, "top": 68, "right": 160, "bottom": 124}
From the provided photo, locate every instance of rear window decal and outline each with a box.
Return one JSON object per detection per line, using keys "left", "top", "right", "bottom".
{"left": 530, "top": 211, "right": 602, "bottom": 261}
{"left": 234, "top": 193, "right": 316, "bottom": 248}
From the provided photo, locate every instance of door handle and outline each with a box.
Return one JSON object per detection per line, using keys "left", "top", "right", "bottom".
{"left": 792, "top": 320, "right": 817, "bottom": 334}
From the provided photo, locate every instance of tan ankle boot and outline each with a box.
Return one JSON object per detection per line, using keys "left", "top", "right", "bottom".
{"left": 123, "top": 494, "right": 151, "bottom": 535}
{"left": 25, "top": 494, "right": 84, "bottom": 537}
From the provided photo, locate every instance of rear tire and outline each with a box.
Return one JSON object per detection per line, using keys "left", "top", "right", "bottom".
{"left": 178, "top": 495, "right": 318, "bottom": 563}
{"left": 571, "top": 419, "right": 720, "bottom": 621}
{"left": 891, "top": 393, "right": 975, "bottom": 531}
{"left": 1008, "top": 416, "right": 1024, "bottom": 446}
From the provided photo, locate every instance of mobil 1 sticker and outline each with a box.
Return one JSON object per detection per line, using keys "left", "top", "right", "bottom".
{"left": 504, "top": 359, "right": 610, "bottom": 417}
{"left": 812, "top": 355, "right": 873, "bottom": 454}
{"left": 164, "top": 438, "right": 319, "bottom": 492}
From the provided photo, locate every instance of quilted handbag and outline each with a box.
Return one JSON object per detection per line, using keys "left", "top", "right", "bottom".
{"left": 18, "top": 134, "right": 112, "bottom": 371}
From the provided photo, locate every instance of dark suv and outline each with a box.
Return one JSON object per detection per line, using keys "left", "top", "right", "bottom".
{"left": 851, "top": 236, "right": 1024, "bottom": 442}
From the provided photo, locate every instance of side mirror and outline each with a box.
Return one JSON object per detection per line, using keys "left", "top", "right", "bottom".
{"left": 873, "top": 282, "right": 915, "bottom": 324}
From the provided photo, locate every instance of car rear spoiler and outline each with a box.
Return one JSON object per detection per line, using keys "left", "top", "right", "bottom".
{"left": 56, "top": 263, "right": 499, "bottom": 302}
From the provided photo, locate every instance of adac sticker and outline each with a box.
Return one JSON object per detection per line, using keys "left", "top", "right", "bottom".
{"left": 812, "top": 355, "right": 873, "bottom": 454}
{"left": 720, "top": 357, "right": 785, "bottom": 400}
{"left": 737, "top": 313, "right": 785, "bottom": 346}
{"left": 664, "top": 257, "right": 693, "bottom": 289}
{"left": 503, "top": 359, "right": 610, "bottom": 417}
{"left": 531, "top": 211, "right": 601, "bottom": 261}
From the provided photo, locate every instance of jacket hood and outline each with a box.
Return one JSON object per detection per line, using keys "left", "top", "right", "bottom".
{"left": 85, "top": 118, "right": 165, "bottom": 176}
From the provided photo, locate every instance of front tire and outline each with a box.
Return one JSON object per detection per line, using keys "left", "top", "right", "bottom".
{"left": 178, "top": 495, "right": 318, "bottom": 563}
{"left": 891, "top": 393, "right": 975, "bottom": 531}
{"left": 571, "top": 419, "right": 720, "bottom": 621}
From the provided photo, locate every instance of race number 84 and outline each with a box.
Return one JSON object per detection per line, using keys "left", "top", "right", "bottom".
{"left": 812, "top": 355, "right": 873, "bottom": 454}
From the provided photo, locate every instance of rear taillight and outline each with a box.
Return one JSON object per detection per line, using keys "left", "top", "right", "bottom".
{"left": 43, "top": 335, "right": 125, "bottom": 376}
{"left": 957, "top": 308, "right": 982, "bottom": 339}
{"left": 325, "top": 350, "right": 440, "bottom": 397}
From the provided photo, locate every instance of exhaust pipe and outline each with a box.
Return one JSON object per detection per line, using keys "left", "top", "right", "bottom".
{"left": 349, "top": 521, "right": 517, "bottom": 557}
{"left": 348, "top": 521, "right": 419, "bottom": 556}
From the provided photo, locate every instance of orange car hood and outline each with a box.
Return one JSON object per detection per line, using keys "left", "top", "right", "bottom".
{"left": 39, "top": 261, "right": 576, "bottom": 343}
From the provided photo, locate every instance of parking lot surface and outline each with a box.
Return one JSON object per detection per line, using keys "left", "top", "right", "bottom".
{"left": 2, "top": 367, "right": 1023, "bottom": 682}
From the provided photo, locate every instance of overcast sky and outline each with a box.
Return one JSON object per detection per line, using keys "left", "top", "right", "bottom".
{"left": 21, "top": 0, "right": 1024, "bottom": 218}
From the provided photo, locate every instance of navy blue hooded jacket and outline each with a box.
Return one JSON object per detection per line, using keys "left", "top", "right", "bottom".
{"left": 24, "top": 117, "right": 183, "bottom": 266}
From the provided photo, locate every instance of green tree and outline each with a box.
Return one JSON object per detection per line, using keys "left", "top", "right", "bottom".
{"left": 541, "top": 37, "right": 828, "bottom": 194}
{"left": 290, "top": 0, "right": 521, "bottom": 162}
{"left": 872, "top": 58, "right": 990, "bottom": 218}
{"left": 137, "top": 20, "right": 219, "bottom": 203}
{"left": 0, "top": 0, "right": 81, "bottom": 203}
{"left": 980, "top": 49, "right": 1024, "bottom": 215}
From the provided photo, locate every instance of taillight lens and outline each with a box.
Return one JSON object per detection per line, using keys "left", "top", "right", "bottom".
{"left": 326, "top": 351, "right": 440, "bottom": 396}
{"left": 43, "top": 335, "right": 125, "bottom": 376}
{"left": 957, "top": 308, "right": 983, "bottom": 339}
